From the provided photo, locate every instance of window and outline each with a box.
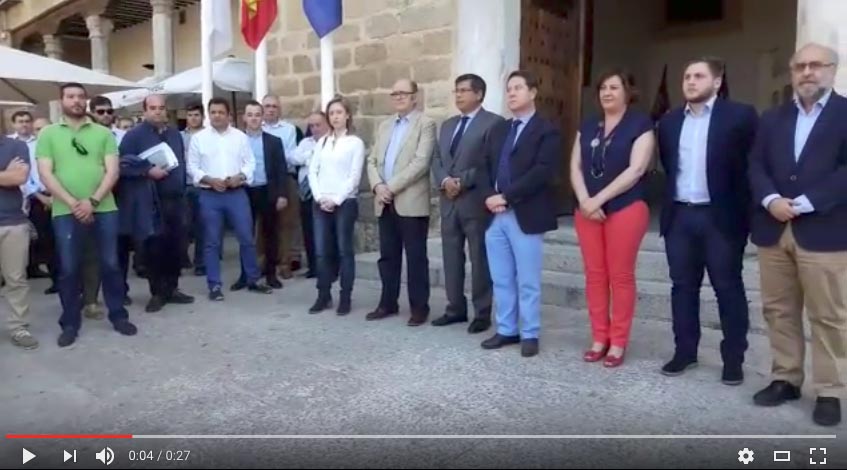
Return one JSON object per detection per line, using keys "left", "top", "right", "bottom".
{"left": 666, "top": 0, "right": 723, "bottom": 24}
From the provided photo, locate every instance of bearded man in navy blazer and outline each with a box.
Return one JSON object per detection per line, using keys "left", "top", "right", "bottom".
{"left": 749, "top": 43, "right": 847, "bottom": 427}
{"left": 479, "top": 70, "right": 561, "bottom": 358}
{"left": 656, "top": 57, "right": 759, "bottom": 385}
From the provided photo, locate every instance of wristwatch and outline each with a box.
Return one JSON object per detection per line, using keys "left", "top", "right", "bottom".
{"left": 89, "top": 197, "right": 100, "bottom": 208}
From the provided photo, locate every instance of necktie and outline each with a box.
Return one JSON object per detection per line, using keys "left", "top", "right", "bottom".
{"left": 450, "top": 116, "right": 470, "bottom": 156}
{"left": 299, "top": 176, "right": 312, "bottom": 201}
{"left": 496, "top": 120, "right": 522, "bottom": 193}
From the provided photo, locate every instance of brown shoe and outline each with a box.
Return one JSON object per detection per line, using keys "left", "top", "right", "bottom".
{"left": 407, "top": 310, "right": 428, "bottom": 327}
{"left": 366, "top": 307, "right": 398, "bottom": 321}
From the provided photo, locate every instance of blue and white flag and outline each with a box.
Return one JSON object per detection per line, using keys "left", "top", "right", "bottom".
{"left": 303, "top": 0, "right": 343, "bottom": 38}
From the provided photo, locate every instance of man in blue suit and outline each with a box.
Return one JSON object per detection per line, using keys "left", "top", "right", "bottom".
{"left": 749, "top": 43, "right": 847, "bottom": 427}
{"left": 479, "top": 70, "right": 561, "bottom": 358}
{"left": 657, "top": 57, "right": 759, "bottom": 385}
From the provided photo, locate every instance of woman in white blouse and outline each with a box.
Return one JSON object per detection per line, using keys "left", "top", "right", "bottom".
{"left": 307, "top": 96, "right": 365, "bottom": 315}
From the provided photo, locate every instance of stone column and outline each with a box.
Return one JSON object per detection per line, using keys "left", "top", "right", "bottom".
{"left": 0, "top": 30, "right": 12, "bottom": 47}
{"left": 42, "top": 32, "right": 64, "bottom": 121}
{"left": 454, "top": 0, "right": 521, "bottom": 116}
{"left": 151, "top": 0, "right": 175, "bottom": 78}
{"left": 85, "top": 15, "right": 113, "bottom": 74}
{"left": 796, "top": 0, "right": 847, "bottom": 91}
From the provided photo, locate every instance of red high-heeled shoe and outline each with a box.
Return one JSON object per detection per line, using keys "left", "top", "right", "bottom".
{"left": 603, "top": 350, "right": 626, "bottom": 368}
{"left": 583, "top": 344, "right": 609, "bottom": 362}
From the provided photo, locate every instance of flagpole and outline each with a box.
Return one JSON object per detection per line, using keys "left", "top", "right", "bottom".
{"left": 255, "top": 37, "right": 268, "bottom": 100}
{"left": 200, "top": 0, "right": 213, "bottom": 125}
{"left": 320, "top": 32, "right": 334, "bottom": 110}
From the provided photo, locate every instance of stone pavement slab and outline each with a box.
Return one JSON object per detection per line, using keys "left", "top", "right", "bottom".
{"left": 0, "top": 261, "right": 843, "bottom": 468}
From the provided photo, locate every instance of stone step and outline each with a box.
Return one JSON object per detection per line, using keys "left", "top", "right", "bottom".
{"left": 424, "top": 237, "right": 762, "bottom": 291}
{"left": 354, "top": 252, "right": 768, "bottom": 334}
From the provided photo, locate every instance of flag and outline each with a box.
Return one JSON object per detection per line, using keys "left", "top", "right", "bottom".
{"left": 650, "top": 64, "right": 671, "bottom": 122}
{"left": 718, "top": 68, "right": 729, "bottom": 99}
{"left": 241, "top": 0, "right": 278, "bottom": 50}
{"left": 204, "top": 0, "right": 233, "bottom": 57}
{"left": 303, "top": 0, "right": 342, "bottom": 38}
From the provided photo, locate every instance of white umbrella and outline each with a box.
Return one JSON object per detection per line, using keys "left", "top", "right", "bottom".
{"left": 0, "top": 45, "right": 138, "bottom": 104}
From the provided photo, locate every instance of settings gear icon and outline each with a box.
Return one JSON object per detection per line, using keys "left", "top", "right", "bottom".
{"left": 738, "top": 448, "right": 755, "bottom": 465}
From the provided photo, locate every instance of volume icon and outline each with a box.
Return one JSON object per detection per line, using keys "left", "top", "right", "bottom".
{"left": 64, "top": 450, "right": 77, "bottom": 463}
{"left": 95, "top": 447, "right": 114, "bottom": 465}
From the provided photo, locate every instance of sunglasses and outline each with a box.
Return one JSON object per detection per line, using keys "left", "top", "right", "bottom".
{"left": 94, "top": 109, "right": 115, "bottom": 116}
{"left": 71, "top": 138, "right": 88, "bottom": 156}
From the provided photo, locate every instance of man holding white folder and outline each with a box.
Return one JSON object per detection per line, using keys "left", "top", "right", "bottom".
{"left": 118, "top": 95, "right": 194, "bottom": 312}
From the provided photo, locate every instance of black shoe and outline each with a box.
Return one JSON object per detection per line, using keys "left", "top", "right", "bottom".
{"left": 661, "top": 356, "right": 698, "bottom": 376}
{"left": 813, "top": 397, "right": 841, "bottom": 427}
{"left": 753, "top": 380, "right": 802, "bottom": 407}
{"left": 194, "top": 267, "right": 206, "bottom": 276}
{"left": 248, "top": 283, "right": 273, "bottom": 294}
{"left": 57, "top": 327, "right": 78, "bottom": 348}
{"left": 431, "top": 313, "right": 468, "bottom": 327}
{"left": 135, "top": 269, "right": 148, "bottom": 279}
{"left": 337, "top": 296, "right": 351, "bottom": 316}
{"left": 481, "top": 334, "right": 521, "bottom": 350}
{"left": 145, "top": 296, "right": 166, "bottom": 313}
{"left": 113, "top": 319, "right": 138, "bottom": 336}
{"left": 266, "top": 277, "right": 283, "bottom": 289}
{"left": 44, "top": 285, "right": 58, "bottom": 295}
{"left": 123, "top": 295, "right": 132, "bottom": 306}
{"left": 209, "top": 287, "right": 224, "bottom": 301}
{"left": 521, "top": 339, "right": 539, "bottom": 357}
{"left": 468, "top": 317, "right": 491, "bottom": 334}
{"left": 722, "top": 363, "right": 744, "bottom": 386}
{"left": 181, "top": 259, "right": 194, "bottom": 269}
{"left": 309, "top": 295, "right": 332, "bottom": 314}
{"left": 167, "top": 290, "right": 195, "bottom": 304}
{"left": 305, "top": 270, "right": 317, "bottom": 279}
{"left": 230, "top": 279, "right": 248, "bottom": 291}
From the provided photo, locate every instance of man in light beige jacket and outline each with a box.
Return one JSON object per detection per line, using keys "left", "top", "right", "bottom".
{"left": 366, "top": 79, "right": 437, "bottom": 326}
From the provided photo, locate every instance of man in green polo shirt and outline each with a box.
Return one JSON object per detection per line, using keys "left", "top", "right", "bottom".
{"left": 35, "top": 82, "right": 138, "bottom": 348}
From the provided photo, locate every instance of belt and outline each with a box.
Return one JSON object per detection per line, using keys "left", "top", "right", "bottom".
{"left": 674, "top": 201, "right": 710, "bottom": 207}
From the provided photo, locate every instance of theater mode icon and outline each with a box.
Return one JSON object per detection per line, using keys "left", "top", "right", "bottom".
{"left": 773, "top": 450, "right": 791, "bottom": 462}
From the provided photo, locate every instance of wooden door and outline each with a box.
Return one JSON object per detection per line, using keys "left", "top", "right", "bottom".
{"left": 520, "top": 0, "right": 585, "bottom": 214}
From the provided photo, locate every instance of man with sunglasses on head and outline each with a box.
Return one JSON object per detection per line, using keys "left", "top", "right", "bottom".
{"left": 36, "top": 83, "right": 137, "bottom": 348}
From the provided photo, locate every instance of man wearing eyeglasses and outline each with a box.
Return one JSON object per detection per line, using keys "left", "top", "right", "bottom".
{"left": 366, "top": 79, "right": 437, "bottom": 327}
{"left": 35, "top": 83, "right": 137, "bottom": 348}
{"left": 749, "top": 42, "right": 847, "bottom": 427}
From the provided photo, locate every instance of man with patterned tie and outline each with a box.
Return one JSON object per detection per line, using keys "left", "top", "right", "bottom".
{"left": 431, "top": 74, "right": 504, "bottom": 334}
{"left": 479, "top": 70, "right": 561, "bottom": 358}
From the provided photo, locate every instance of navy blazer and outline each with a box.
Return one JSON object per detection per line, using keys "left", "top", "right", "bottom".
{"left": 749, "top": 92, "right": 847, "bottom": 251}
{"left": 658, "top": 98, "right": 759, "bottom": 239}
{"left": 256, "top": 131, "right": 289, "bottom": 203}
{"left": 482, "top": 113, "right": 561, "bottom": 234}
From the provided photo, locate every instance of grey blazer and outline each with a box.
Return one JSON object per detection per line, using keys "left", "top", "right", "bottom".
{"left": 432, "top": 108, "right": 504, "bottom": 219}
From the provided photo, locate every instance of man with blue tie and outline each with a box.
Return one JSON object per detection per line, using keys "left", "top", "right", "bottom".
{"left": 656, "top": 57, "right": 759, "bottom": 385}
{"left": 749, "top": 43, "right": 847, "bottom": 427}
{"left": 479, "top": 70, "right": 561, "bottom": 358}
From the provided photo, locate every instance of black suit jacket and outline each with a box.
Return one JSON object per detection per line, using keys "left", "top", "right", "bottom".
{"left": 259, "top": 132, "right": 289, "bottom": 203}
{"left": 657, "top": 98, "right": 759, "bottom": 239}
{"left": 749, "top": 91, "right": 847, "bottom": 251}
{"left": 482, "top": 114, "right": 561, "bottom": 234}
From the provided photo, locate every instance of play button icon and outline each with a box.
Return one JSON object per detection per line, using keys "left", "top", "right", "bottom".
{"left": 22, "top": 448, "right": 36, "bottom": 464}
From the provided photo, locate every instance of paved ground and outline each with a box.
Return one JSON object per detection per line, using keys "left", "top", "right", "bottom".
{"left": 0, "top": 254, "right": 844, "bottom": 469}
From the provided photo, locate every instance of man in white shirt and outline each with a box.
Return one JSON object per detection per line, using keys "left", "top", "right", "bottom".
{"left": 187, "top": 97, "right": 273, "bottom": 300}
{"left": 262, "top": 94, "right": 302, "bottom": 278}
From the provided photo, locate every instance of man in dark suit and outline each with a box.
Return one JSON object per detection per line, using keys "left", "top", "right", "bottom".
{"left": 233, "top": 100, "right": 288, "bottom": 290}
{"left": 479, "top": 70, "right": 560, "bottom": 358}
{"left": 431, "top": 74, "right": 504, "bottom": 334}
{"left": 748, "top": 43, "right": 847, "bottom": 427}
{"left": 656, "top": 57, "right": 759, "bottom": 385}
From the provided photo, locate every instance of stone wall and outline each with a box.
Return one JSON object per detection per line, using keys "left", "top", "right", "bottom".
{"left": 265, "top": 0, "right": 457, "bottom": 252}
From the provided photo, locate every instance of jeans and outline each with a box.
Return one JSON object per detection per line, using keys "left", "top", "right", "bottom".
{"left": 186, "top": 187, "right": 205, "bottom": 269}
{"left": 313, "top": 199, "right": 357, "bottom": 296}
{"left": 199, "top": 189, "right": 260, "bottom": 290}
{"left": 53, "top": 212, "right": 129, "bottom": 331}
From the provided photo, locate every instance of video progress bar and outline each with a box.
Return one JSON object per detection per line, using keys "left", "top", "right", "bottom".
{"left": 8, "top": 434, "right": 836, "bottom": 440}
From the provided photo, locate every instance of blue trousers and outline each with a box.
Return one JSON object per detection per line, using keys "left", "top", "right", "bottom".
{"left": 485, "top": 210, "right": 544, "bottom": 339}
{"left": 313, "top": 199, "right": 358, "bottom": 296}
{"left": 53, "top": 212, "right": 128, "bottom": 331}
{"left": 199, "top": 189, "right": 261, "bottom": 290}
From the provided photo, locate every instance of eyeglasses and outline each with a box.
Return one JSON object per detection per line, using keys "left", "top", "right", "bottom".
{"left": 791, "top": 61, "right": 835, "bottom": 73}
{"left": 71, "top": 138, "right": 88, "bottom": 156}
{"left": 390, "top": 91, "right": 415, "bottom": 98}
{"left": 94, "top": 109, "right": 114, "bottom": 115}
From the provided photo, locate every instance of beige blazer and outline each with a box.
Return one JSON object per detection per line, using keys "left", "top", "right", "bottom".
{"left": 366, "top": 111, "right": 436, "bottom": 217}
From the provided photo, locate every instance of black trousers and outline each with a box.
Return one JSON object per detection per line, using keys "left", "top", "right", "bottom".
{"left": 377, "top": 204, "right": 430, "bottom": 313}
{"left": 300, "top": 197, "right": 317, "bottom": 274}
{"left": 665, "top": 204, "right": 749, "bottom": 366}
{"left": 28, "top": 197, "right": 57, "bottom": 281}
{"left": 145, "top": 197, "right": 186, "bottom": 298}
{"left": 239, "top": 186, "right": 279, "bottom": 280}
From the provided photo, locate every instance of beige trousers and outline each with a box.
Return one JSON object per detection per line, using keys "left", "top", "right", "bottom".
{"left": 0, "top": 223, "right": 31, "bottom": 333}
{"left": 758, "top": 224, "right": 847, "bottom": 398}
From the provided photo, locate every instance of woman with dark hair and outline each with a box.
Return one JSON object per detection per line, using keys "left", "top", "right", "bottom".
{"left": 570, "top": 69, "right": 656, "bottom": 367}
{"left": 307, "top": 96, "right": 364, "bottom": 315}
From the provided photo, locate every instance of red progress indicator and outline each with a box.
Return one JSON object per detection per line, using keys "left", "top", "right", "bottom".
{"left": 6, "top": 434, "right": 133, "bottom": 439}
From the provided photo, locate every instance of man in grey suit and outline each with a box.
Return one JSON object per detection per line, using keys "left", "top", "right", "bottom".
{"left": 431, "top": 74, "right": 505, "bottom": 333}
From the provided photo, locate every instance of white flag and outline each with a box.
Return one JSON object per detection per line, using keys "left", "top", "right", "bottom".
{"left": 203, "top": 0, "right": 233, "bottom": 57}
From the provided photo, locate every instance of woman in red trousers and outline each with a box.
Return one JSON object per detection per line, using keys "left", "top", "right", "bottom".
{"left": 569, "top": 69, "right": 655, "bottom": 367}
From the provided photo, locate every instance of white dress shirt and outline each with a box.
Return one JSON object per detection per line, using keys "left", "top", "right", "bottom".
{"left": 309, "top": 132, "right": 365, "bottom": 206}
{"left": 187, "top": 125, "right": 256, "bottom": 187}
{"left": 676, "top": 95, "right": 715, "bottom": 204}
{"left": 290, "top": 136, "right": 318, "bottom": 187}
